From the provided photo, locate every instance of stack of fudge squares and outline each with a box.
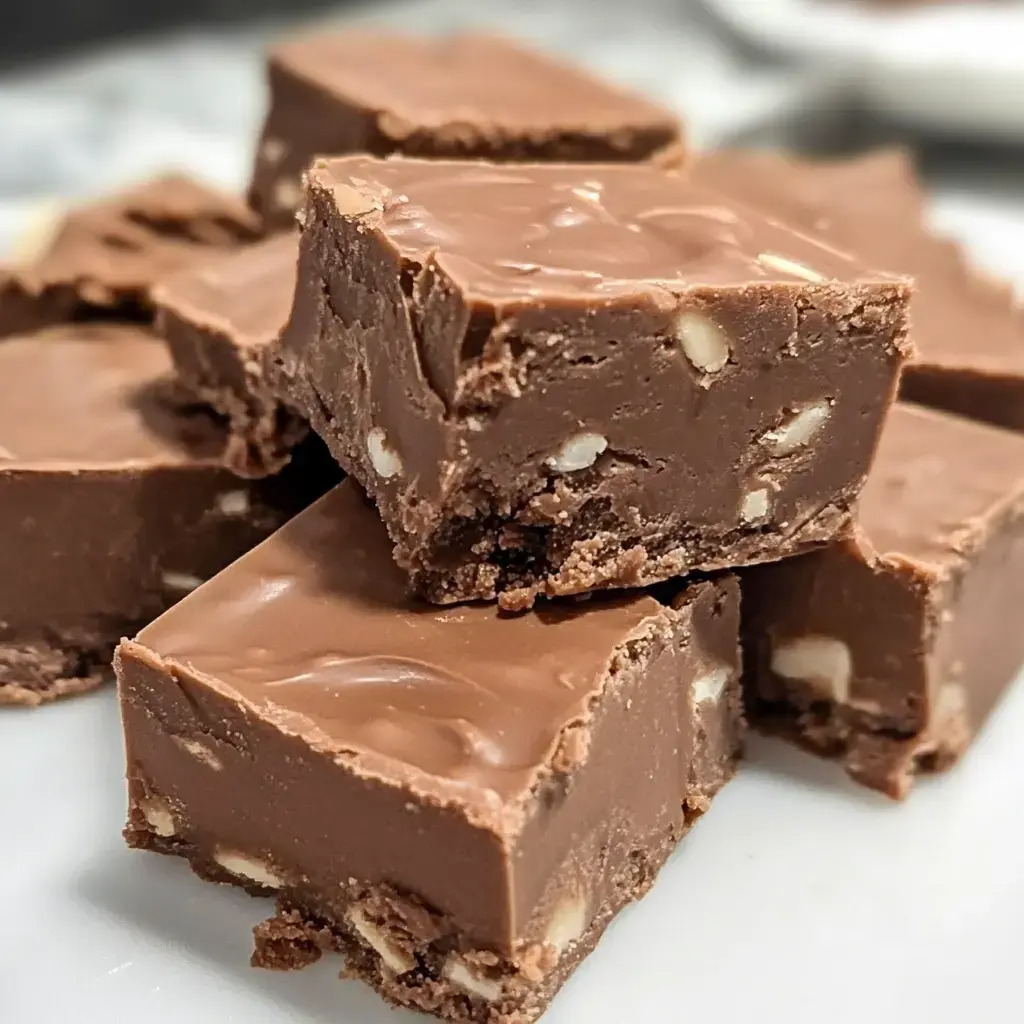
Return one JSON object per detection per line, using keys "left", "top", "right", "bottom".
{"left": 4, "top": 28, "right": 1024, "bottom": 1024}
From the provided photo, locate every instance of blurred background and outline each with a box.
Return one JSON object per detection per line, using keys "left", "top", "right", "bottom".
{"left": 2, "top": 0, "right": 1024, "bottom": 279}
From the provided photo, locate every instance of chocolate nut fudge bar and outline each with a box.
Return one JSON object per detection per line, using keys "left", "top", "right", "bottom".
{"left": 694, "top": 149, "right": 1024, "bottom": 434}
{"left": 742, "top": 403, "right": 1024, "bottom": 799}
{"left": 0, "top": 323, "right": 325, "bottom": 707}
{"left": 269, "top": 155, "right": 912, "bottom": 610}
{"left": 117, "top": 481, "right": 743, "bottom": 1024}
{"left": 154, "top": 233, "right": 304, "bottom": 477}
{"left": 16, "top": 174, "right": 260, "bottom": 321}
{"left": 249, "top": 31, "right": 684, "bottom": 230}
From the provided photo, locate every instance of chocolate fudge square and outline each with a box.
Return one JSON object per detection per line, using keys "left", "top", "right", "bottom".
{"left": 154, "top": 233, "right": 304, "bottom": 477}
{"left": 742, "top": 403, "right": 1024, "bottom": 798}
{"left": 694, "top": 149, "right": 1024, "bottom": 434}
{"left": 17, "top": 174, "right": 260, "bottom": 320}
{"left": 249, "top": 30, "right": 684, "bottom": 229}
{"left": 117, "top": 480, "right": 741, "bottom": 1024}
{"left": 0, "top": 323, "right": 324, "bottom": 707}
{"left": 269, "top": 155, "right": 912, "bottom": 610}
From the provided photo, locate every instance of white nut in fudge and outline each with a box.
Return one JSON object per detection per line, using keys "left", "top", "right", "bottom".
{"left": 212, "top": 849, "right": 283, "bottom": 889}
{"left": 161, "top": 571, "right": 204, "bottom": 593}
{"left": 692, "top": 666, "right": 731, "bottom": 707}
{"left": 771, "top": 635, "right": 852, "bottom": 703}
{"left": 173, "top": 735, "right": 223, "bottom": 771}
{"left": 366, "top": 426, "right": 403, "bottom": 479}
{"left": 544, "top": 891, "right": 588, "bottom": 955}
{"left": 740, "top": 485, "right": 772, "bottom": 524}
{"left": 260, "top": 137, "right": 287, "bottom": 164}
{"left": 216, "top": 490, "right": 250, "bottom": 517}
{"left": 347, "top": 906, "right": 415, "bottom": 974}
{"left": 674, "top": 311, "right": 730, "bottom": 376}
{"left": 443, "top": 957, "right": 502, "bottom": 1002}
{"left": 760, "top": 400, "right": 832, "bottom": 457}
{"left": 273, "top": 177, "right": 304, "bottom": 213}
{"left": 756, "top": 252, "right": 826, "bottom": 283}
{"left": 545, "top": 432, "right": 608, "bottom": 474}
{"left": 139, "top": 794, "right": 177, "bottom": 838}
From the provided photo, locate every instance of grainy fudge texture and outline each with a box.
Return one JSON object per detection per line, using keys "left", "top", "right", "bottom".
{"left": 742, "top": 403, "right": 1024, "bottom": 798}
{"left": 0, "top": 323, "right": 326, "bottom": 707}
{"left": 694, "top": 149, "right": 1024, "bottom": 433}
{"left": 270, "top": 155, "right": 912, "bottom": 610}
{"left": 16, "top": 174, "right": 260, "bottom": 320}
{"left": 154, "top": 233, "right": 304, "bottom": 476}
{"left": 117, "top": 481, "right": 743, "bottom": 1024}
{"left": 249, "top": 30, "right": 684, "bottom": 229}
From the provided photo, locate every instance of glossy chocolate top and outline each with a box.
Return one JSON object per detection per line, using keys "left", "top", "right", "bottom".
{"left": 153, "top": 232, "right": 298, "bottom": 349}
{"left": 312, "top": 155, "right": 893, "bottom": 306}
{"left": 0, "top": 324, "right": 224, "bottom": 467}
{"left": 859, "top": 404, "right": 1024, "bottom": 564}
{"left": 693, "top": 149, "right": 1024, "bottom": 374}
{"left": 138, "top": 481, "right": 666, "bottom": 818}
{"left": 274, "top": 30, "right": 679, "bottom": 138}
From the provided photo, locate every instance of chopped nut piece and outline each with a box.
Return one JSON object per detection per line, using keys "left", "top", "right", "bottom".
{"left": 173, "top": 736, "right": 223, "bottom": 771}
{"left": 544, "top": 892, "right": 588, "bottom": 955}
{"left": 161, "top": 571, "right": 204, "bottom": 593}
{"left": 932, "top": 681, "right": 967, "bottom": 728}
{"left": 273, "top": 178, "right": 303, "bottom": 215}
{"left": 346, "top": 906, "right": 414, "bottom": 974}
{"left": 674, "top": 312, "right": 730, "bottom": 375}
{"left": 260, "top": 137, "right": 287, "bottom": 164}
{"left": 366, "top": 427, "right": 403, "bottom": 479}
{"left": 760, "top": 400, "right": 832, "bottom": 457}
{"left": 740, "top": 486, "right": 771, "bottom": 524}
{"left": 139, "top": 794, "right": 176, "bottom": 838}
{"left": 216, "top": 490, "right": 250, "bottom": 517}
{"left": 444, "top": 958, "right": 502, "bottom": 1002}
{"left": 213, "top": 849, "right": 283, "bottom": 889}
{"left": 771, "top": 635, "right": 852, "bottom": 703}
{"left": 756, "top": 252, "right": 825, "bottom": 283}
{"left": 545, "top": 432, "right": 608, "bottom": 474}
{"left": 692, "top": 666, "right": 731, "bottom": 706}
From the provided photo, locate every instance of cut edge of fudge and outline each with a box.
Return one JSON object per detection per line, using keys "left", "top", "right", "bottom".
{"left": 742, "top": 403, "right": 1024, "bottom": 798}
{"left": 0, "top": 323, "right": 329, "bottom": 707}
{"left": 270, "top": 155, "right": 912, "bottom": 610}
{"left": 0, "top": 639, "right": 113, "bottom": 707}
{"left": 153, "top": 233, "right": 307, "bottom": 478}
{"left": 116, "top": 483, "right": 742, "bottom": 1022}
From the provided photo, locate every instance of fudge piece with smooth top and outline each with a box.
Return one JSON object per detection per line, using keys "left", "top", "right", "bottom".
{"left": 117, "top": 481, "right": 742, "bottom": 1024}
{"left": 742, "top": 403, "right": 1024, "bottom": 798}
{"left": 269, "top": 154, "right": 912, "bottom": 610}
{"left": 154, "top": 233, "right": 304, "bottom": 477}
{"left": 0, "top": 323, "right": 325, "bottom": 706}
{"left": 694, "top": 149, "right": 1024, "bottom": 434}
{"left": 17, "top": 174, "right": 260, "bottom": 320}
{"left": 248, "top": 30, "right": 684, "bottom": 229}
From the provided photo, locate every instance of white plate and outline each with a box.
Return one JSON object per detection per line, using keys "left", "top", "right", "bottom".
{"left": 4, "top": 671, "right": 1024, "bottom": 1024}
{"left": 701, "top": 0, "right": 1024, "bottom": 141}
